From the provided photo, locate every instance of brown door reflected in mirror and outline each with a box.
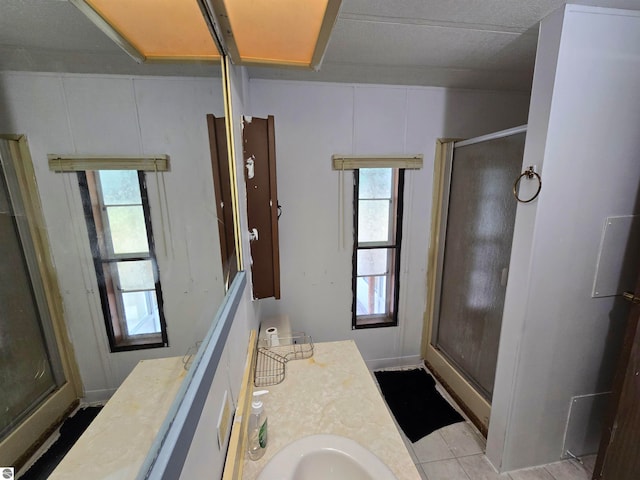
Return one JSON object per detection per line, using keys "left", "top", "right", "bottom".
{"left": 242, "top": 115, "right": 281, "bottom": 299}
{"left": 207, "top": 114, "right": 238, "bottom": 290}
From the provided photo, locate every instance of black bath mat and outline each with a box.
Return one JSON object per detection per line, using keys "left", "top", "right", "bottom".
{"left": 374, "top": 369, "right": 464, "bottom": 442}
{"left": 21, "top": 406, "right": 103, "bottom": 480}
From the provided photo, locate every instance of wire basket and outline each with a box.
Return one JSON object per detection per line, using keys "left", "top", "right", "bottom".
{"left": 254, "top": 333, "right": 313, "bottom": 387}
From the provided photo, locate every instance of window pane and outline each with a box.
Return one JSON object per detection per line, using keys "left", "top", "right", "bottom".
{"left": 356, "top": 275, "right": 387, "bottom": 316}
{"left": 358, "top": 200, "right": 390, "bottom": 243}
{"left": 98, "top": 171, "right": 142, "bottom": 206}
{"left": 353, "top": 168, "right": 403, "bottom": 328}
{"left": 116, "top": 260, "right": 155, "bottom": 291}
{"left": 106, "top": 206, "right": 150, "bottom": 254}
{"left": 359, "top": 168, "right": 392, "bottom": 199}
{"left": 357, "top": 248, "right": 390, "bottom": 276}
{"left": 122, "top": 290, "right": 160, "bottom": 335}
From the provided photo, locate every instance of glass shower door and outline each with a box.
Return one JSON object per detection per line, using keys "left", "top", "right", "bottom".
{"left": 0, "top": 141, "right": 65, "bottom": 443}
{"left": 433, "top": 131, "right": 525, "bottom": 401}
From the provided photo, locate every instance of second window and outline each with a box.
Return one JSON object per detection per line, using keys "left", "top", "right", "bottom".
{"left": 353, "top": 168, "right": 405, "bottom": 328}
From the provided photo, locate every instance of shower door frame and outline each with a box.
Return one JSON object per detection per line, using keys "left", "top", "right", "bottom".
{"left": 0, "top": 135, "right": 82, "bottom": 469}
{"left": 423, "top": 125, "right": 526, "bottom": 433}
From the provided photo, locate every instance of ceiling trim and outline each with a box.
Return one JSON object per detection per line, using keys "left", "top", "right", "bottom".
{"left": 195, "top": 0, "right": 228, "bottom": 58}
{"left": 205, "top": 0, "right": 242, "bottom": 64}
{"left": 69, "top": 0, "right": 145, "bottom": 63}
{"left": 310, "top": 0, "right": 343, "bottom": 69}
{"left": 339, "top": 13, "right": 534, "bottom": 35}
{"left": 245, "top": 63, "right": 534, "bottom": 93}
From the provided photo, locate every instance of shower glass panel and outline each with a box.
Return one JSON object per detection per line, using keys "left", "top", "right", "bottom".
{"left": 434, "top": 132, "right": 525, "bottom": 401}
{"left": 0, "top": 145, "right": 63, "bottom": 441}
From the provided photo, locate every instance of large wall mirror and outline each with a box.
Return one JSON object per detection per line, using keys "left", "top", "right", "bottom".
{"left": 0, "top": 0, "right": 242, "bottom": 473}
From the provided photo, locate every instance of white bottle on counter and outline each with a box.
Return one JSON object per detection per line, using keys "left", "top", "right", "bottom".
{"left": 248, "top": 390, "right": 269, "bottom": 460}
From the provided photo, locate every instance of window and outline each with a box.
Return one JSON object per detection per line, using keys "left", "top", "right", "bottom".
{"left": 353, "top": 168, "right": 405, "bottom": 328}
{"left": 78, "top": 170, "right": 167, "bottom": 351}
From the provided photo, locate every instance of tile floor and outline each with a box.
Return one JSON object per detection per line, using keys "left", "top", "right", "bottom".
{"left": 376, "top": 367, "right": 596, "bottom": 480}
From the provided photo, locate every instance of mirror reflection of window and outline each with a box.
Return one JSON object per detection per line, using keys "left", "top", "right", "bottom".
{"left": 79, "top": 170, "right": 167, "bottom": 351}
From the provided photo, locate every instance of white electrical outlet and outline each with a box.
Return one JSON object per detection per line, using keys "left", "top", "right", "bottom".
{"left": 217, "top": 390, "right": 232, "bottom": 450}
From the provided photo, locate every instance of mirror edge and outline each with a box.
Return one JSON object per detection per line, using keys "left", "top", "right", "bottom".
{"left": 221, "top": 55, "right": 244, "bottom": 275}
{"left": 136, "top": 271, "right": 247, "bottom": 479}
{"left": 135, "top": 4, "right": 248, "bottom": 472}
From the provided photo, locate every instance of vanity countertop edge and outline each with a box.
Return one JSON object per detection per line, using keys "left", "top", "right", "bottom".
{"left": 48, "top": 356, "right": 186, "bottom": 480}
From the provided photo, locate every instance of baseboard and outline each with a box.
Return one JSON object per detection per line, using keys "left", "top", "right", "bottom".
{"left": 82, "top": 388, "right": 116, "bottom": 404}
{"left": 365, "top": 355, "right": 422, "bottom": 371}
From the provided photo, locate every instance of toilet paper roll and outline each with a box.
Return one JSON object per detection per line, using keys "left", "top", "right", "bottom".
{"left": 265, "top": 327, "right": 280, "bottom": 347}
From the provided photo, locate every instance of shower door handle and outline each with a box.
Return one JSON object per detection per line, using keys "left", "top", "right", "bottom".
{"left": 500, "top": 267, "right": 509, "bottom": 287}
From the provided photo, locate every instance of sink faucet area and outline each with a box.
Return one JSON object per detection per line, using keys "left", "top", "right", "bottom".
{"left": 238, "top": 340, "right": 421, "bottom": 479}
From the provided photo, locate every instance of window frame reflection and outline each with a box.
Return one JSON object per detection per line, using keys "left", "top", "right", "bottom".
{"left": 79, "top": 170, "right": 168, "bottom": 351}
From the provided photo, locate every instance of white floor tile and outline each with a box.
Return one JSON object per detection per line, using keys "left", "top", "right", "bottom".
{"left": 458, "top": 454, "right": 510, "bottom": 480}
{"left": 412, "top": 431, "right": 455, "bottom": 463}
{"left": 378, "top": 365, "right": 598, "bottom": 480}
{"left": 439, "top": 422, "right": 485, "bottom": 457}
{"left": 508, "top": 466, "right": 555, "bottom": 480}
{"left": 421, "top": 459, "right": 470, "bottom": 480}
{"left": 544, "top": 460, "right": 591, "bottom": 480}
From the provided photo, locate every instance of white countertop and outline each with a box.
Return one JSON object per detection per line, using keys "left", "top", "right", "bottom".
{"left": 241, "top": 340, "right": 421, "bottom": 480}
{"left": 49, "top": 356, "right": 186, "bottom": 480}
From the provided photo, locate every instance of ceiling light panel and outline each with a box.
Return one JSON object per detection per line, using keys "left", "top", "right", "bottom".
{"left": 215, "top": 0, "right": 341, "bottom": 68}
{"left": 84, "top": 0, "right": 220, "bottom": 60}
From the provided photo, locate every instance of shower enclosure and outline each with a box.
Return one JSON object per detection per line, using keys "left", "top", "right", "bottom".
{"left": 0, "top": 137, "right": 79, "bottom": 468}
{"left": 425, "top": 126, "right": 526, "bottom": 429}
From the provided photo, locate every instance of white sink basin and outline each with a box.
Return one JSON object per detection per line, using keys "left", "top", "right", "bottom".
{"left": 256, "top": 434, "right": 398, "bottom": 480}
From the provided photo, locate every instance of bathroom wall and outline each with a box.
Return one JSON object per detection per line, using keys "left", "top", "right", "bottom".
{"left": 0, "top": 72, "right": 227, "bottom": 401}
{"left": 248, "top": 80, "right": 530, "bottom": 367}
{"left": 175, "top": 71, "right": 531, "bottom": 477}
{"left": 488, "top": 5, "right": 640, "bottom": 471}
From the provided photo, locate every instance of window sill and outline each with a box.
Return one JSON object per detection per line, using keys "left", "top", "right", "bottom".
{"left": 353, "top": 316, "right": 398, "bottom": 330}
{"left": 110, "top": 336, "right": 167, "bottom": 352}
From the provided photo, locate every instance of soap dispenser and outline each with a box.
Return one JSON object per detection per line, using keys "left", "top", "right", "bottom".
{"left": 248, "top": 390, "right": 269, "bottom": 460}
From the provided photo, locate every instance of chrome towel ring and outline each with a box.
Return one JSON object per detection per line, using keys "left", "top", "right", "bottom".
{"left": 513, "top": 166, "right": 541, "bottom": 203}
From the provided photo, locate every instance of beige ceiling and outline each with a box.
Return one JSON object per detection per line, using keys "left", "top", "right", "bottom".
{"left": 1, "top": 0, "right": 639, "bottom": 91}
